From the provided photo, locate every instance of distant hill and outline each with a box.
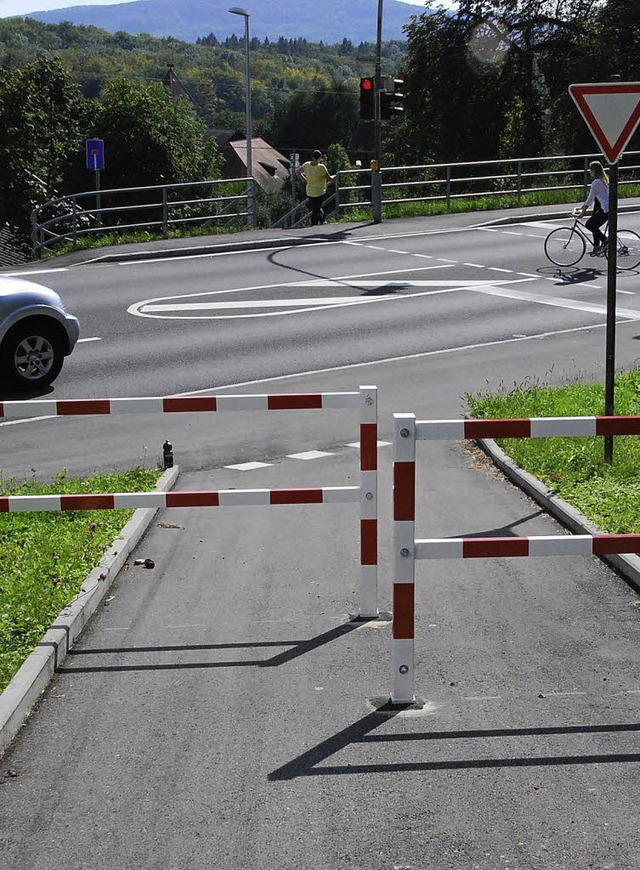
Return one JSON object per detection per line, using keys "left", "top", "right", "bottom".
{"left": 26, "top": 0, "right": 427, "bottom": 43}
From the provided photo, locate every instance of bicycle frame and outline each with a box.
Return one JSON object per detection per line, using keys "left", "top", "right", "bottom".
{"left": 568, "top": 215, "right": 607, "bottom": 245}
{"left": 545, "top": 212, "right": 640, "bottom": 270}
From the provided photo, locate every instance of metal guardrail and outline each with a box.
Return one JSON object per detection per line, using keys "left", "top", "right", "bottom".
{"left": 31, "top": 152, "right": 640, "bottom": 255}
{"left": 334, "top": 151, "right": 640, "bottom": 217}
{"left": 270, "top": 191, "right": 340, "bottom": 229}
{"left": 31, "top": 177, "right": 251, "bottom": 258}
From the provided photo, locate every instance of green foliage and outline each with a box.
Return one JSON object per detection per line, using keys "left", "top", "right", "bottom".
{"left": 265, "top": 81, "right": 367, "bottom": 154}
{"left": 0, "top": 467, "right": 162, "bottom": 692}
{"left": 393, "top": 0, "right": 626, "bottom": 163}
{"left": 81, "top": 78, "right": 216, "bottom": 188}
{"left": 0, "top": 54, "right": 85, "bottom": 235}
{"left": 465, "top": 366, "right": 640, "bottom": 534}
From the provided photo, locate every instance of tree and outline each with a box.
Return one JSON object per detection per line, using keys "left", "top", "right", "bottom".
{"left": 82, "top": 78, "right": 218, "bottom": 189}
{"left": 266, "top": 83, "right": 365, "bottom": 153}
{"left": 395, "top": 9, "right": 507, "bottom": 163}
{"left": 394, "top": 0, "right": 604, "bottom": 165}
{"left": 0, "top": 54, "right": 84, "bottom": 242}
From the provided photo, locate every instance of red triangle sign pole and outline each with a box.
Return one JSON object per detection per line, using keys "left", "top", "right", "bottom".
{"left": 568, "top": 81, "right": 640, "bottom": 461}
{"left": 569, "top": 82, "right": 640, "bottom": 164}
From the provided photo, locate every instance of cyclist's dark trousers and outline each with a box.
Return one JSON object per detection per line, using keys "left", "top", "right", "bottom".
{"left": 586, "top": 208, "right": 608, "bottom": 247}
{"left": 309, "top": 195, "right": 326, "bottom": 226}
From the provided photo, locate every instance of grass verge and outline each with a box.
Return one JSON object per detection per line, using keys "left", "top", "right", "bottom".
{"left": 0, "top": 467, "right": 162, "bottom": 693}
{"left": 465, "top": 368, "right": 640, "bottom": 535}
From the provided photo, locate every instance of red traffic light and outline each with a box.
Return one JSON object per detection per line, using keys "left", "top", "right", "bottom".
{"left": 360, "top": 77, "right": 374, "bottom": 91}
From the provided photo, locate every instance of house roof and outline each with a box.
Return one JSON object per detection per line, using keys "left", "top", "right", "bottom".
{"left": 226, "top": 137, "right": 291, "bottom": 193}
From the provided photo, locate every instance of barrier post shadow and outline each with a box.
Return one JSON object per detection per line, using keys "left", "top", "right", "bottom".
{"left": 60, "top": 617, "right": 375, "bottom": 674}
{"left": 269, "top": 714, "right": 640, "bottom": 781}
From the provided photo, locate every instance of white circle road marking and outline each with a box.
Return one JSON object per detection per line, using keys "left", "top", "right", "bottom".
{"left": 129, "top": 277, "right": 535, "bottom": 320}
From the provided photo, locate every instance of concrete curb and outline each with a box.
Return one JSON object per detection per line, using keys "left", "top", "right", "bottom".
{"left": 477, "top": 437, "right": 640, "bottom": 595}
{"left": 0, "top": 464, "right": 180, "bottom": 756}
{"left": 77, "top": 205, "right": 640, "bottom": 264}
{"left": 76, "top": 233, "right": 338, "bottom": 265}
{"left": 474, "top": 202, "right": 640, "bottom": 228}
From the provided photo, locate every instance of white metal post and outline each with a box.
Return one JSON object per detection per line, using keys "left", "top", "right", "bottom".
{"left": 358, "top": 385, "right": 378, "bottom": 618}
{"left": 391, "top": 412, "right": 416, "bottom": 704}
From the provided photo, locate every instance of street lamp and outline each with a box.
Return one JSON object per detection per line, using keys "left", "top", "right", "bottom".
{"left": 228, "top": 6, "right": 256, "bottom": 228}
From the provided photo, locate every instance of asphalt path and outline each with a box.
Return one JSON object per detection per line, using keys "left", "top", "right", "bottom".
{"left": 1, "top": 208, "right": 639, "bottom": 869}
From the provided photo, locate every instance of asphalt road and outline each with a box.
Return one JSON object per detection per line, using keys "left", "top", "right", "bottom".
{"left": 1, "top": 208, "right": 639, "bottom": 869}
{"left": 7, "top": 208, "right": 640, "bottom": 404}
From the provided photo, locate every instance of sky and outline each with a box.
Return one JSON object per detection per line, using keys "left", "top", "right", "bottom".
{"left": 0, "top": 0, "right": 456, "bottom": 20}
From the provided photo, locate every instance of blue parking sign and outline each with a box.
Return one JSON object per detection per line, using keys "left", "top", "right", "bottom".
{"left": 86, "top": 138, "right": 105, "bottom": 171}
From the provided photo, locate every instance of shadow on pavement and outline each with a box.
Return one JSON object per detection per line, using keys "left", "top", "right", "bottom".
{"left": 59, "top": 618, "right": 366, "bottom": 674}
{"left": 269, "top": 716, "right": 640, "bottom": 780}
{"left": 453, "top": 508, "right": 547, "bottom": 538}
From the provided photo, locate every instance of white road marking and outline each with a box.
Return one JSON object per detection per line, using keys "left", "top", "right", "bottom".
{"left": 346, "top": 440, "right": 392, "bottom": 449}
{"left": 77, "top": 336, "right": 101, "bottom": 343}
{"left": 226, "top": 461, "right": 272, "bottom": 471}
{"left": 132, "top": 278, "right": 536, "bottom": 320}
{"left": 522, "top": 221, "right": 567, "bottom": 230}
{"left": 287, "top": 450, "right": 334, "bottom": 460}
{"left": 467, "top": 283, "right": 640, "bottom": 319}
{"left": 138, "top": 280, "right": 521, "bottom": 313}
{"left": 0, "top": 268, "right": 69, "bottom": 276}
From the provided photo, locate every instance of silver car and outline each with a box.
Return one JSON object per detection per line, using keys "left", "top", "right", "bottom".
{"left": 0, "top": 276, "right": 80, "bottom": 390}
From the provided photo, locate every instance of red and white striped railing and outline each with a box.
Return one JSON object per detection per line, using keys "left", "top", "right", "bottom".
{"left": 415, "top": 534, "right": 640, "bottom": 559}
{"left": 0, "top": 487, "right": 360, "bottom": 513}
{"left": 0, "top": 391, "right": 367, "bottom": 418}
{"left": 391, "top": 411, "right": 640, "bottom": 704}
{"left": 4, "top": 386, "right": 379, "bottom": 618}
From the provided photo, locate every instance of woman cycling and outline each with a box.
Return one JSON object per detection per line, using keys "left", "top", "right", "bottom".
{"left": 577, "top": 160, "right": 609, "bottom": 256}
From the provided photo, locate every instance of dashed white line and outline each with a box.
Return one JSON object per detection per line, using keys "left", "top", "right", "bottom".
{"left": 287, "top": 450, "right": 334, "bottom": 460}
{"left": 226, "top": 461, "right": 272, "bottom": 471}
{"left": 346, "top": 440, "right": 392, "bottom": 449}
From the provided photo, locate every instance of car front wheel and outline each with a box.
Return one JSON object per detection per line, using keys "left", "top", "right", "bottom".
{"left": 1, "top": 320, "right": 65, "bottom": 389}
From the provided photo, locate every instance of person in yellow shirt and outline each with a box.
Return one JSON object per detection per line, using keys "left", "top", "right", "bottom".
{"left": 296, "top": 149, "right": 334, "bottom": 226}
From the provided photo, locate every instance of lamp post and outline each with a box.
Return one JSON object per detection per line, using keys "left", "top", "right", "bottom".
{"left": 228, "top": 6, "right": 256, "bottom": 228}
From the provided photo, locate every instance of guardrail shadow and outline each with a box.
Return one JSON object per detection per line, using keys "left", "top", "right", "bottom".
{"left": 59, "top": 618, "right": 366, "bottom": 674}
{"left": 268, "top": 716, "right": 640, "bottom": 780}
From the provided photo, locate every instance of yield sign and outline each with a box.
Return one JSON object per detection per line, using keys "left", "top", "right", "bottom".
{"left": 569, "top": 82, "right": 640, "bottom": 163}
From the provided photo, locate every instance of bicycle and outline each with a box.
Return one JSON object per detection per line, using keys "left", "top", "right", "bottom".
{"left": 544, "top": 210, "right": 640, "bottom": 270}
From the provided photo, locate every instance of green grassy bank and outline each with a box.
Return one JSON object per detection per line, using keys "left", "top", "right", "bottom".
{"left": 466, "top": 368, "right": 640, "bottom": 536}
{"left": 0, "top": 467, "right": 162, "bottom": 692}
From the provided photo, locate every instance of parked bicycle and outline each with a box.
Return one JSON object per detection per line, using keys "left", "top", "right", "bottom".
{"left": 544, "top": 210, "right": 640, "bottom": 270}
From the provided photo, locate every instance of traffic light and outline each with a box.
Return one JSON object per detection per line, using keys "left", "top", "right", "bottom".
{"left": 380, "top": 77, "right": 404, "bottom": 121}
{"left": 359, "top": 77, "right": 375, "bottom": 120}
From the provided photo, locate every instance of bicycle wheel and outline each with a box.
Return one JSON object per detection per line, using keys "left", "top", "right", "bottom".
{"left": 605, "top": 229, "right": 640, "bottom": 270}
{"left": 544, "top": 227, "right": 585, "bottom": 267}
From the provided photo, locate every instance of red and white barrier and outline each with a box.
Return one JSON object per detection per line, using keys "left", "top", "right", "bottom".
{"left": 415, "top": 534, "right": 640, "bottom": 559}
{"left": 391, "top": 411, "right": 640, "bottom": 704}
{"left": 0, "top": 486, "right": 360, "bottom": 512}
{"left": 5, "top": 386, "right": 379, "bottom": 618}
{"left": 0, "top": 392, "right": 367, "bottom": 418}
